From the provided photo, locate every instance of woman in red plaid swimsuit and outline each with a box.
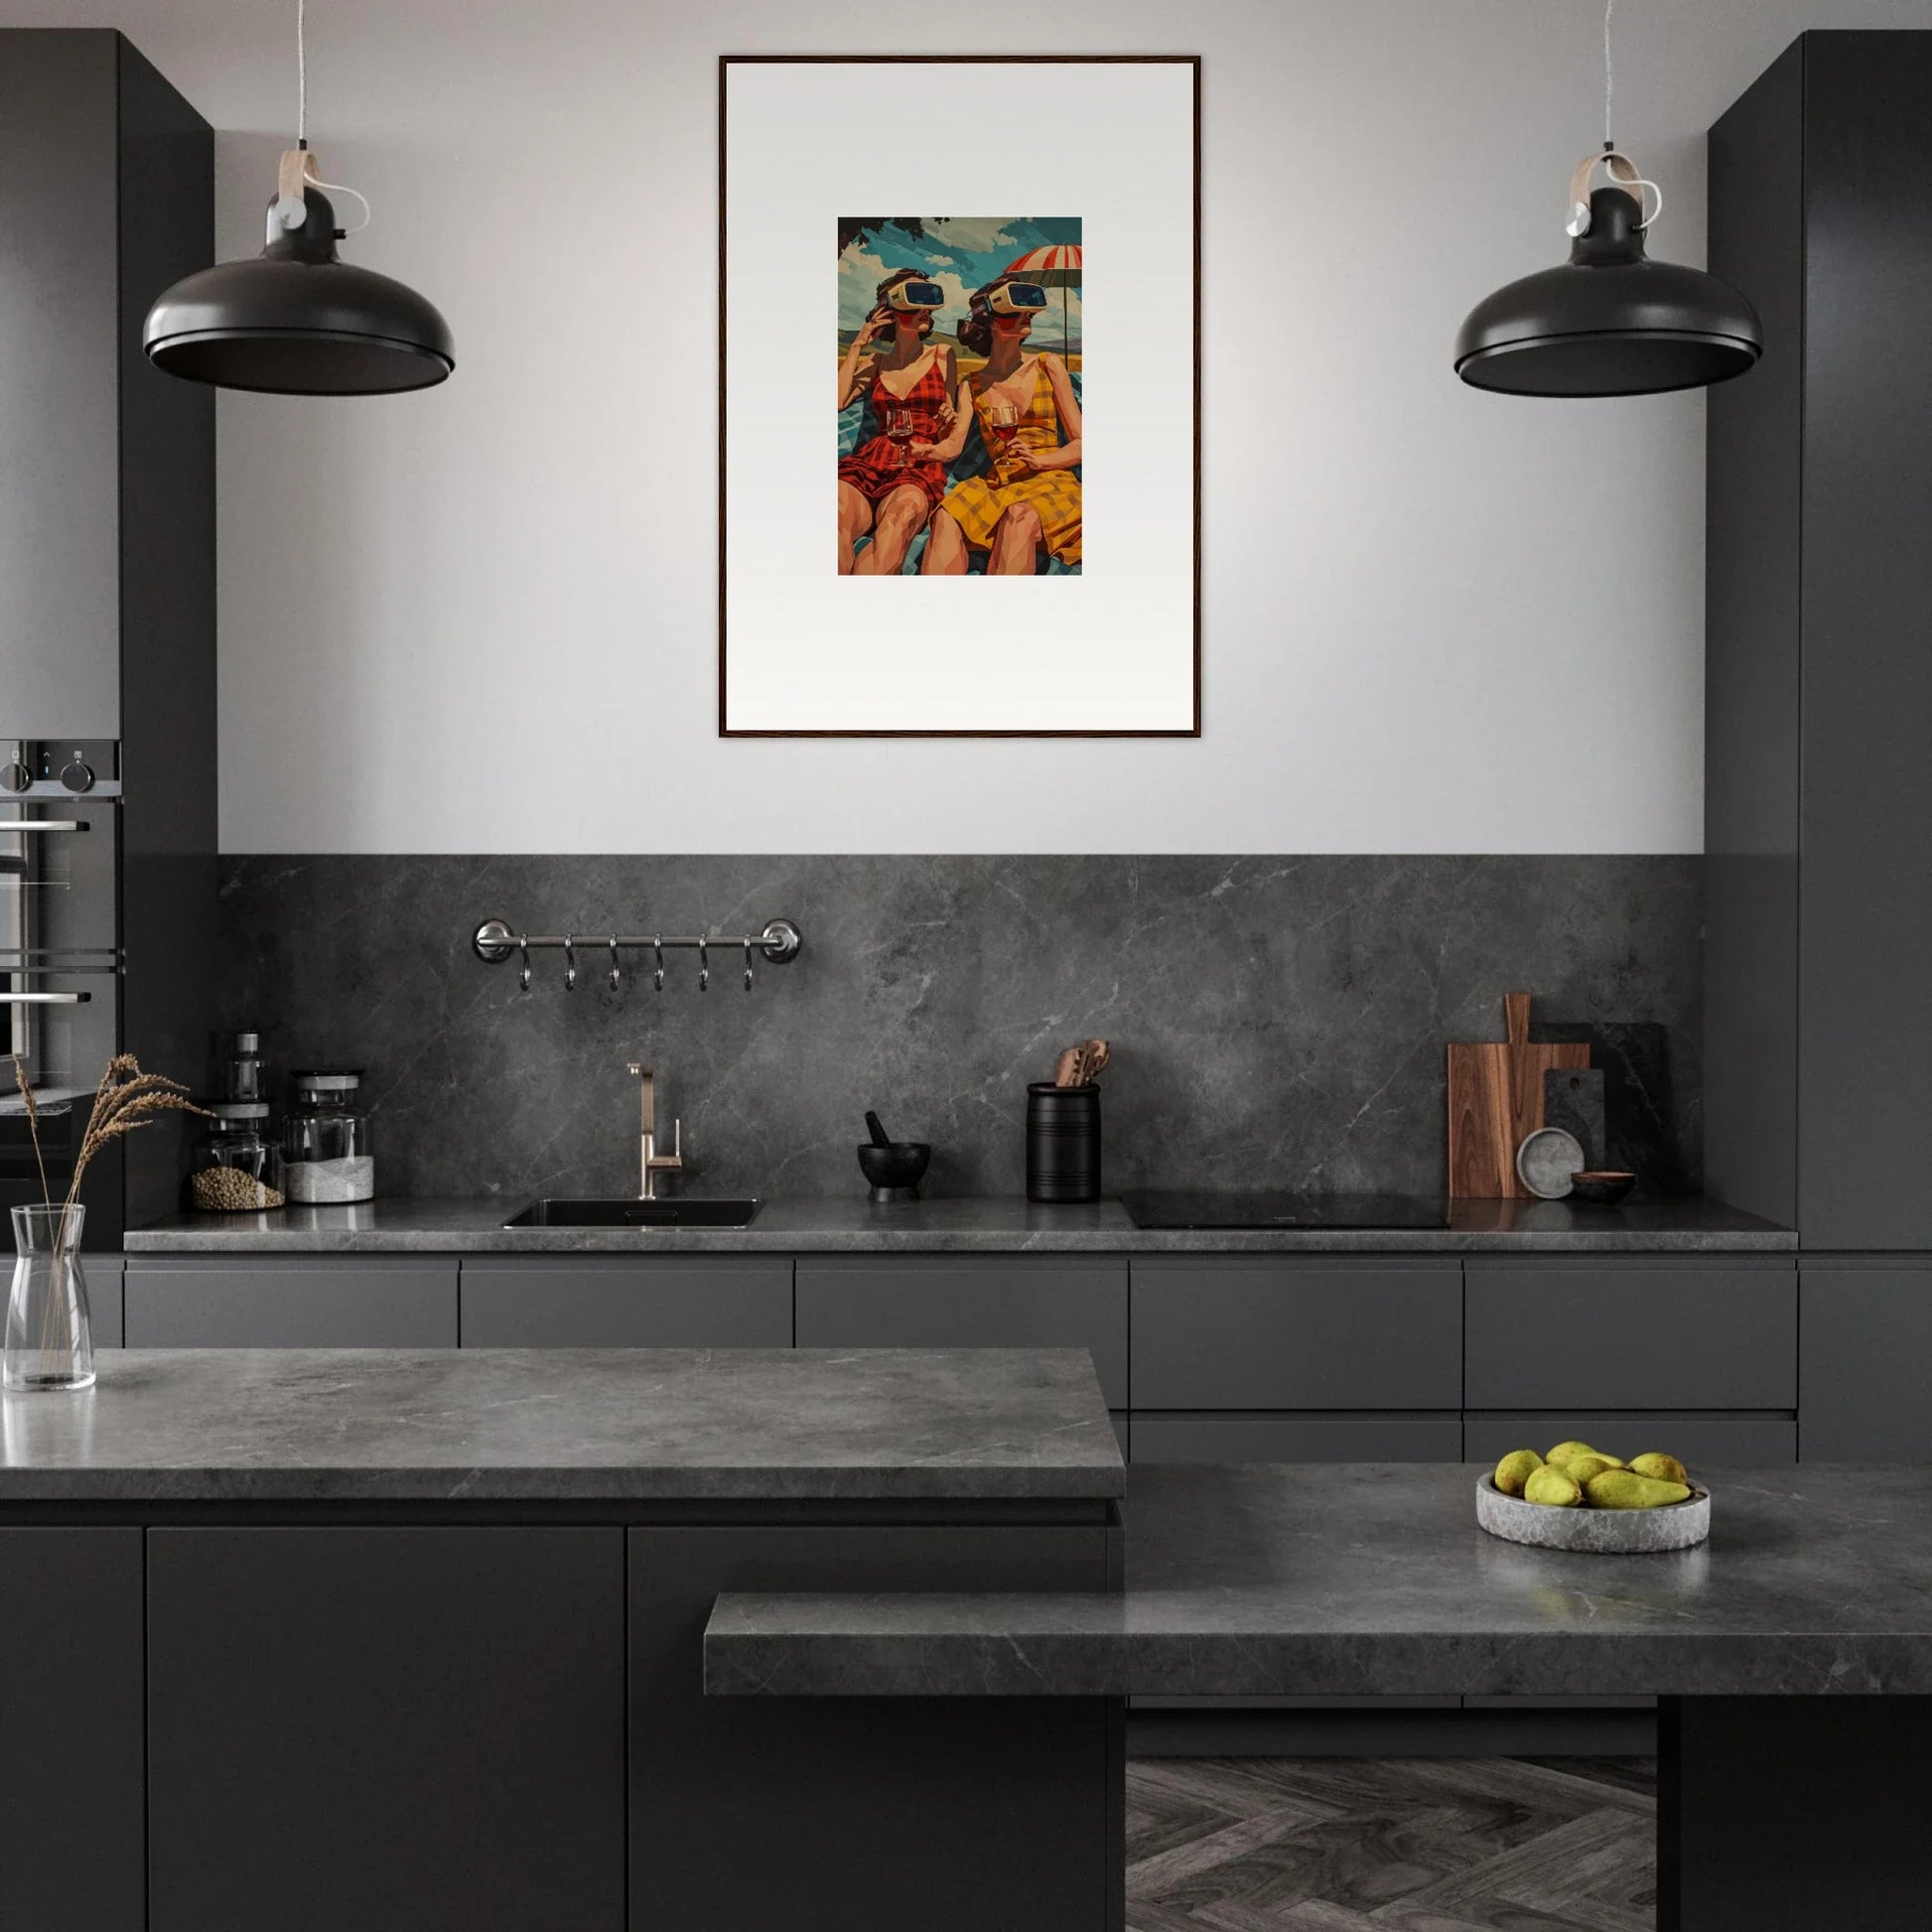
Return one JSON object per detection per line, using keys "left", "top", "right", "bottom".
{"left": 837, "top": 269, "right": 966, "bottom": 575}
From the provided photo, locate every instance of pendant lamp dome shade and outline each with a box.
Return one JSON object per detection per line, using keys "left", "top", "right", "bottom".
{"left": 144, "top": 183, "right": 454, "bottom": 395}
{"left": 1455, "top": 184, "right": 1759, "bottom": 397}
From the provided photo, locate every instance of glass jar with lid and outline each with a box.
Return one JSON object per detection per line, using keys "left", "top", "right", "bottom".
{"left": 189, "top": 1102, "right": 286, "bottom": 1213}
{"left": 282, "top": 1069, "right": 376, "bottom": 1204}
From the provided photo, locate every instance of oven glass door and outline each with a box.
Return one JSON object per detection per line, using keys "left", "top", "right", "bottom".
{"left": 1, "top": 801, "right": 119, "bottom": 1211}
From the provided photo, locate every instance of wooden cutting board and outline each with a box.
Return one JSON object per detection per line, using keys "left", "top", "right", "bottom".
{"left": 1448, "top": 993, "right": 1589, "bottom": 1198}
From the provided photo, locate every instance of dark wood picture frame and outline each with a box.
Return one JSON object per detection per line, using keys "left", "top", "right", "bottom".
{"left": 718, "top": 54, "right": 1202, "bottom": 739}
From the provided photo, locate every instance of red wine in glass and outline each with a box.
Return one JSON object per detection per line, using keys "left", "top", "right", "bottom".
{"left": 986, "top": 396, "right": 1022, "bottom": 463}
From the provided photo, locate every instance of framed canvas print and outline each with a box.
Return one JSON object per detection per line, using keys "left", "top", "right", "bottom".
{"left": 719, "top": 55, "right": 1200, "bottom": 737}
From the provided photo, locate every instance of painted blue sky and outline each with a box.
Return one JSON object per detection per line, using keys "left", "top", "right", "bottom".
{"left": 838, "top": 216, "right": 1082, "bottom": 342}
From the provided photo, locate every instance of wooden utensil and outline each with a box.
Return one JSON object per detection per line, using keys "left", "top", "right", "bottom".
{"left": 1447, "top": 993, "right": 1588, "bottom": 1198}
{"left": 1052, "top": 1039, "right": 1111, "bottom": 1087}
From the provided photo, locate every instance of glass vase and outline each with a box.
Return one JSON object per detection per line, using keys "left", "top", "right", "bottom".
{"left": 5, "top": 1204, "right": 95, "bottom": 1393}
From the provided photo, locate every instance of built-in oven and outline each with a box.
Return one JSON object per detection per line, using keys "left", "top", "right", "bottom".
{"left": 1, "top": 743, "right": 123, "bottom": 1233}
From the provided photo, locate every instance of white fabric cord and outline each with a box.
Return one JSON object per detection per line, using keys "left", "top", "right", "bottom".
{"left": 1603, "top": 0, "right": 1614, "bottom": 147}
{"left": 309, "top": 175, "right": 371, "bottom": 233}
{"left": 286, "top": 1, "right": 373, "bottom": 235}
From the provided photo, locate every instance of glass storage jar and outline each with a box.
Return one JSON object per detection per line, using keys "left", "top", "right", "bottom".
{"left": 283, "top": 1069, "right": 375, "bottom": 1204}
{"left": 189, "top": 1102, "right": 286, "bottom": 1212}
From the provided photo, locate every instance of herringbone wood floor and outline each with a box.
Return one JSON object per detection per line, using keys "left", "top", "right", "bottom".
{"left": 1126, "top": 1756, "right": 1657, "bottom": 1931}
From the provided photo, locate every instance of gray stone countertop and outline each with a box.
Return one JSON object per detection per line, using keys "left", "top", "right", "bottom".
{"left": 121, "top": 1194, "right": 1795, "bottom": 1255}
{"left": 0, "top": 1347, "right": 1123, "bottom": 1504}
{"left": 706, "top": 1461, "right": 1932, "bottom": 1698}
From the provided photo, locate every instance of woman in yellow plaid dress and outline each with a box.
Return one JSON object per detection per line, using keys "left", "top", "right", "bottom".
{"left": 921, "top": 275, "right": 1082, "bottom": 575}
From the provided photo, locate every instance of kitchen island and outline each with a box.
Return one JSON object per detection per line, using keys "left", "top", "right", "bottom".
{"left": 713, "top": 1460, "right": 1932, "bottom": 1932}
{"left": 0, "top": 1346, "right": 1124, "bottom": 1932}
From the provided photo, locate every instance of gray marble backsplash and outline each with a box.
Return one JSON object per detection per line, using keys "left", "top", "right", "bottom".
{"left": 217, "top": 856, "right": 1702, "bottom": 1203}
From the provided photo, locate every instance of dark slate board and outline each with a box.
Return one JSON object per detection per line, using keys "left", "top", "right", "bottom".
{"left": 1533, "top": 1022, "right": 1687, "bottom": 1196}
{"left": 1543, "top": 1066, "right": 1606, "bottom": 1172}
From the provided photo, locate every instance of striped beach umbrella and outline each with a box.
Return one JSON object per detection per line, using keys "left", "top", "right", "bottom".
{"left": 1005, "top": 243, "right": 1082, "bottom": 361}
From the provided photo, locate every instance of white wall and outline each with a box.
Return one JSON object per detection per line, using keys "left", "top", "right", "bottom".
{"left": 4, "top": 0, "right": 1923, "bottom": 854}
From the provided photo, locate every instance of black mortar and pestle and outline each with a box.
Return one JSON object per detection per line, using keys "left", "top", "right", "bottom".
{"left": 858, "top": 1111, "right": 930, "bottom": 1204}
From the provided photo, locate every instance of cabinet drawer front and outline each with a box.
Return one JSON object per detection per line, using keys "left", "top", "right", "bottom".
{"left": 1464, "top": 1261, "right": 1795, "bottom": 1410}
{"left": 85, "top": 1256, "right": 124, "bottom": 1349}
{"left": 460, "top": 1260, "right": 791, "bottom": 1348}
{"left": 149, "top": 1528, "right": 623, "bottom": 1932}
{"left": 1131, "top": 1260, "right": 1461, "bottom": 1411}
{"left": 125, "top": 1260, "right": 458, "bottom": 1348}
{"left": 1462, "top": 1412, "right": 1797, "bottom": 1466}
{"left": 1130, "top": 1414, "right": 1462, "bottom": 1463}
{"left": 793, "top": 1259, "right": 1127, "bottom": 1409}
{"left": 1800, "top": 1266, "right": 1932, "bottom": 1460}
{"left": 0, "top": 1528, "right": 145, "bottom": 1931}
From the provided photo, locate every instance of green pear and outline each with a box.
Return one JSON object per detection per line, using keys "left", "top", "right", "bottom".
{"left": 1524, "top": 1465, "right": 1584, "bottom": 1507}
{"left": 1585, "top": 1469, "right": 1693, "bottom": 1510}
{"left": 1494, "top": 1449, "right": 1543, "bottom": 1496}
{"left": 1629, "top": 1452, "right": 1690, "bottom": 1485}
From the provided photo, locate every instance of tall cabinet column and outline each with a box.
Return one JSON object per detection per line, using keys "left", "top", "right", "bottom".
{"left": 1708, "top": 29, "right": 1932, "bottom": 1454}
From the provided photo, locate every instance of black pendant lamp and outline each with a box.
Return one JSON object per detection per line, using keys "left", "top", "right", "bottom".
{"left": 144, "top": 0, "right": 453, "bottom": 395}
{"left": 1454, "top": 1, "right": 1759, "bottom": 398}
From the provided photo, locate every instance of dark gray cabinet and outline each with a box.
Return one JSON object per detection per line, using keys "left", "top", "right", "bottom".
{"left": 125, "top": 1257, "right": 458, "bottom": 1346}
{"left": 1800, "top": 1264, "right": 1932, "bottom": 1460}
{"left": 0, "top": 29, "right": 210, "bottom": 733}
{"left": 1708, "top": 33, "right": 1932, "bottom": 1250}
{"left": 1464, "top": 1259, "right": 1795, "bottom": 1411}
{"left": 1131, "top": 1258, "right": 1461, "bottom": 1411}
{"left": 147, "top": 1527, "right": 625, "bottom": 1932}
{"left": 795, "top": 1256, "right": 1128, "bottom": 1408}
{"left": 108, "top": 1246, "right": 1822, "bottom": 1460}
{"left": 0, "top": 32, "right": 135, "bottom": 732}
{"left": 461, "top": 1257, "right": 791, "bottom": 1347}
{"left": 0, "top": 1529, "right": 144, "bottom": 1931}
{"left": 629, "top": 1523, "right": 1117, "bottom": 1931}
{"left": 1463, "top": 1413, "right": 1797, "bottom": 1466}
{"left": 85, "top": 1254, "right": 124, "bottom": 1348}
{"left": 1133, "top": 1415, "right": 1461, "bottom": 1463}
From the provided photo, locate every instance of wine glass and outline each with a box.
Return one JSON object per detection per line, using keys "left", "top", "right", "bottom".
{"left": 884, "top": 406, "right": 916, "bottom": 468}
{"left": 985, "top": 397, "right": 1022, "bottom": 457}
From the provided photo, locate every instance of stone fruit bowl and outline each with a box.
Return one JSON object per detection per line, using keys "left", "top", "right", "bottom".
{"left": 1476, "top": 1474, "right": 1711, "bottom": 1553}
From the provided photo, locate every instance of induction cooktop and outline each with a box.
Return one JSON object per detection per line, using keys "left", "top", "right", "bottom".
{"left": 1117, "top": 1191, "right": 1449, "bottom": 1230}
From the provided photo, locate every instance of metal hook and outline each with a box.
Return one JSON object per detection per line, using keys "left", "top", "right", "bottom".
{"left": 653, "top": 936, "right": 664, "bottom": 994}
{"left": 698, "top": 936, "right": 709, "bottom": 994}
{"left": 608, "top": 936, "right": 621, "bottom": 991}
{"left": 744, "top": 938, "right": 755, "bottom": 993}
{"left": 563, "top": 935, "right": 577, "bottom": 992}
{"left": 518, "top": 934, "right": 531, "bottom": 994}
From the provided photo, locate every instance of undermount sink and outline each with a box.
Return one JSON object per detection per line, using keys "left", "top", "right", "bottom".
{"left": 502, "top": 1197, "right": 762, "bottom": 1229}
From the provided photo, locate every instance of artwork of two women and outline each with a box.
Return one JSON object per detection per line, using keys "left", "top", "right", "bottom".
{"left": 836, "top": 217, "right": 1082, "bottom": 576}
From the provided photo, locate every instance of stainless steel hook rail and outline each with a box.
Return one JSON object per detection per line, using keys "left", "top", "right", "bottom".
{"left": 472, "top": 916, "right": 801, "bottom": 994}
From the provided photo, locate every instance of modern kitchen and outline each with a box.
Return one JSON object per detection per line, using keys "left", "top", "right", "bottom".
{"left": 2, "top": 3, "right": 1930, "bottom": 1929}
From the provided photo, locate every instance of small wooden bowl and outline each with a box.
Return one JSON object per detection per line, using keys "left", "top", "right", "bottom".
{"left": 1569, "top": 1171, "right": 1637, "bottom": 1205}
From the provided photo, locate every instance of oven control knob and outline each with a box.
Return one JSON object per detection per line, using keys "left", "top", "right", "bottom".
{"left": 60, "top": 759, "right": 95, "bottom": 794}
{"left": 0, "top": 761, "right": 29, "bottom": 793}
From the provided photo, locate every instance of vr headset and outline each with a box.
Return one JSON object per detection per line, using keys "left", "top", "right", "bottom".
{"left": 884, "top": 278, "right": 947, "bottom": 312}
{"left": 987, "top": 281, "right": 1048, "bottom": 315}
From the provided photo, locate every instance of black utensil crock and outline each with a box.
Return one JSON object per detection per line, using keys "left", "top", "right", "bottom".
{"left": 1027, "top": 1082, "right": 1101, "bottom": 1204}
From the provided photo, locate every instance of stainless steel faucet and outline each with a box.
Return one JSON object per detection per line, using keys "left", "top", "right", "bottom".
{"left": 624, "top": 1062, "right": 683, "bottom": 1199}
